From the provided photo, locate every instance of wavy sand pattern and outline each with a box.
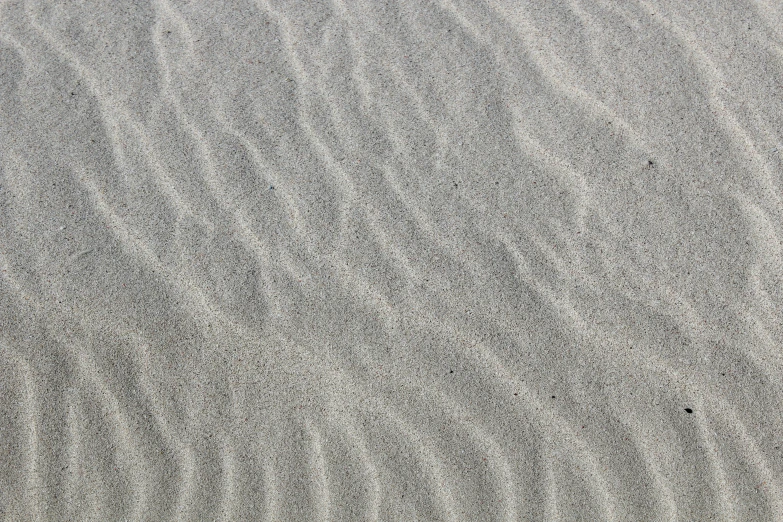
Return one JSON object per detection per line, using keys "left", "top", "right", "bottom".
{"left": 1, "top": 0, "right": 783, "bottom": 519}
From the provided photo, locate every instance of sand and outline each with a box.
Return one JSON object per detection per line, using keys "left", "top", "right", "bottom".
{"left": 1, "top": 0, "right": 782, "bottom": 520}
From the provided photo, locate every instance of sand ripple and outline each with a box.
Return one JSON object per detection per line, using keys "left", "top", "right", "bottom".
{"left": 1, "top": 0, "right": 782, "bottom": 519}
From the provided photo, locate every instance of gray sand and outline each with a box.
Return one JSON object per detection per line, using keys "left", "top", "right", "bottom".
{"left": 1, "top": 0, "right": 782, "bottom": 520}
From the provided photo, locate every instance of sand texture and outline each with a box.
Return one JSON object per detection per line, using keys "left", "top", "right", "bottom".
{"left": 2, "top": 0, "right": 783, "bottom": 520}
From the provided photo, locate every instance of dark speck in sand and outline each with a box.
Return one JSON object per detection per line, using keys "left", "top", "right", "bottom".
{"left": 685, "top": 408, "right": 693, "bottom": 413}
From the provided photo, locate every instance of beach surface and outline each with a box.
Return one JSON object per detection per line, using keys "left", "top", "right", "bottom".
{"left": 2, "top": 0, "right": 783, "bottom": 519}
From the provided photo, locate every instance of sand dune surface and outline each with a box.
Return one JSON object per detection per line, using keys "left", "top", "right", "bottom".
{"left": 2, "top": 0, "right": 783, "bottom": 519}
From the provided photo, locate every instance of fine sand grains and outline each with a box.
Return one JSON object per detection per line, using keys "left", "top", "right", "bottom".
{"left": 1, "top": 0, "right": 782, "bottom": 520}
